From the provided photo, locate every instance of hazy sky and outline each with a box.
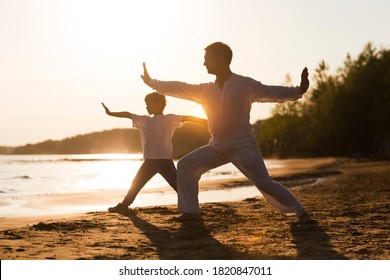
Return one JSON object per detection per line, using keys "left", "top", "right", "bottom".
{"left": 1, "top": 0, "right": 389, "bottom": 146}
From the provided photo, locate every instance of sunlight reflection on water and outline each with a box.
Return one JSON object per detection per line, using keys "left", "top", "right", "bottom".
{"left": 0, "top": 154, "right": 290, "bottom": 216}
{"left": 0, "top": 154, "right": 250, "bottom": 198}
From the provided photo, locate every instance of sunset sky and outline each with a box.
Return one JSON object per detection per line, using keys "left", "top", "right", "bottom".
{"left": 1, "top": 0, "right": 389, "bottom": 146}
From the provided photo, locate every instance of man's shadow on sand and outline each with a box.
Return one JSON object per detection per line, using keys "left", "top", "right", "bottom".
{"left": 123, "top": 208, "right": 262, "bottom": 260}
{"left": 122, "top": 208, "right": 348, "bottom": 260}
{"left": 290, "top": 221, "right": 348, "bottom": 259}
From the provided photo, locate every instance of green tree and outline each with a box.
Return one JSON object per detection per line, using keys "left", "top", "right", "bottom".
{"left": 255, "top": 43, "right": 390, "bottom": 159}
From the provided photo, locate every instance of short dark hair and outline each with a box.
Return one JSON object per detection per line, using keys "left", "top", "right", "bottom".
{"left": 144, "top": 92, "right": 166, "bottom": 109}
{"left": 205, "top": 42, "right": 233, "bottom": 64}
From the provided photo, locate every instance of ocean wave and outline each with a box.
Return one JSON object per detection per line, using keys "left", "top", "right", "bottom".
{"left": 1, "top": 155, "right": 144, "bottom": 163}
{"left": 0, "top": 175, "right": 32, "bottom": 180}
{"left": 13, "top": 175, "right": 31, "bottom": 179}
{"left": 62, "top": 158, "right": 140, "bottom": 162}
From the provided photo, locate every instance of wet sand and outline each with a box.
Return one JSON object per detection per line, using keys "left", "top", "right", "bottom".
{"left": 0, "top": 158, "right": 389, "bottom": 260}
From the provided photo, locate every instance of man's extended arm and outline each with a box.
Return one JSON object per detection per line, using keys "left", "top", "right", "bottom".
{"left": 141, "top": 62, "right": 205, "bottom": 103}
{"left": 101, "top": 103, "right": 132, "bottom": 119}
{"left": 250, "top": 68, "right": 309, "bottom": 103}
{"left": 140, "top": 62, "right": 151, "bottom": 85}
{"left": 300, "top": 67, "right": 309, "bottom": 93}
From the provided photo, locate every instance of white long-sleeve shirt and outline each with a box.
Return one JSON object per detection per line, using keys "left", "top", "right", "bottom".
{"left": 149, "top": 73, "right": 303, "bottom": 152}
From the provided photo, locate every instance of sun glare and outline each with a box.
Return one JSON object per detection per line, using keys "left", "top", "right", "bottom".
{"left": 68, "top": 1, "right": 179, "bottom": 60}
{"left": 192, "top": 104, "right": 207, "bottom": 119}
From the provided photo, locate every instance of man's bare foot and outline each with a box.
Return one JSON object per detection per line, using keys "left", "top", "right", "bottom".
{"left": 171, "top": 213, "right": 202, "bottom": 222}
{"left": 296, "top": 212, "right": 316, "bottom": 223}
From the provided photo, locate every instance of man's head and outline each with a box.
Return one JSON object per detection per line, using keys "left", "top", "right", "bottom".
{"left": 144, "top": 92, "right": 166, "bottom": 115}
{"left": 204, "top": 42, "right": 233, "bottom": 75}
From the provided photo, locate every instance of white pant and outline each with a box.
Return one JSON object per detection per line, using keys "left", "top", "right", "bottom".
{"left": 177, "top": 144, "right": 305, "bottom": 217}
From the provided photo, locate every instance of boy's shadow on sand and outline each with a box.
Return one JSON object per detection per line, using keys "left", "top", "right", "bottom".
{"left": 290, "top": 221, "right": 348, "bottom": 259}
{"left": 123, "top": 208, "right": 259, "bottom": 260}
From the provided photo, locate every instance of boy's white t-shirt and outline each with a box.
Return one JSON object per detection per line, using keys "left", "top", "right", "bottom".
{"left": 132, "top": 114, "right": 183, "bottom": 159}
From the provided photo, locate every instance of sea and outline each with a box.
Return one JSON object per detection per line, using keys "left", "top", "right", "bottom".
{"left": 0, "top": 154, "right": 288, "bottom": 217}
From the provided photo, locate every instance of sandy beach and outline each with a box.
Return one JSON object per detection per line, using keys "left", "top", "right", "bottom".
{"left": 0, "top": 158, "right": 389, "bottom": 260}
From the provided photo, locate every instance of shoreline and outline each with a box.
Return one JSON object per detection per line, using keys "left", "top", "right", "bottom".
{"left": 1, "top": 158, "right": 389, "bottom": 259}
{"left": 0, "top": 157, "right": 339, "bottom": 226}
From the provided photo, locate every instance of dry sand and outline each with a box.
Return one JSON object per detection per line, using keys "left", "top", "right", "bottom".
{"left": 0, "top": 158, "right": 389, "bottom": 260}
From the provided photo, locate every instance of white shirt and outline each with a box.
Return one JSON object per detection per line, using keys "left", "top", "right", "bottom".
{"left": 132, "top": 114, "right": 183, "bottom": 159}
{"left": 149, "top": 73, "right": 303, "bottom": 152}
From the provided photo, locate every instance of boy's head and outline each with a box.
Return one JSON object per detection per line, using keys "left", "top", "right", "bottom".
{"left": 144, "top": 92, "right": 166, "bottom": 115}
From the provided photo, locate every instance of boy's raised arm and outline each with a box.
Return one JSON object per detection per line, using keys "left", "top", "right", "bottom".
{"left": 181, "top": 116, "right": 208, "bottom": 125}
{"left": 101, "top": 103, "right": 132, "bottom": 119}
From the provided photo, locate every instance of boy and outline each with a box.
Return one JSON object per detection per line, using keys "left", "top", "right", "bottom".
{"left": 102, "top": 92, "right": 207, "bottom": 213}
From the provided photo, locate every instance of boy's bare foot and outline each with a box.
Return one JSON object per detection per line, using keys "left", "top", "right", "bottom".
{"left": 108, "top": 203, "right": 129, "bottom": 214}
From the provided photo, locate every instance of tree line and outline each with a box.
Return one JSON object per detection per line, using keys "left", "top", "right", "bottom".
{"left": 2, "top": 123, "right": 210, "bottom": 159}
{"left": 254, "top": 43, "right": 390, "bottom": 159}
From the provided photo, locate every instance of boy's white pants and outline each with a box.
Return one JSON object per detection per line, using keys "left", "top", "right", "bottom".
{"left": 177, "top": 144, "right": 305, "bottom": 217}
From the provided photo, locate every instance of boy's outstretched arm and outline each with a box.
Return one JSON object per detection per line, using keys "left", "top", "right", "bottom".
{"left": 101, "top": 103, "right": 132, "bottom": 119}
{"left": 181, "top": 116, "right": 208, "bottom": 125}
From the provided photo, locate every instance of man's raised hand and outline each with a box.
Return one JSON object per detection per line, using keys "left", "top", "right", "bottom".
{"left": 300, "top": 67, "right": 309, "bottom": 93}
{"left": 101, "top": 102, "right": 111, "bottom": 114}
{"left": 141, "top": 62, "right": 151, "bottom": 85}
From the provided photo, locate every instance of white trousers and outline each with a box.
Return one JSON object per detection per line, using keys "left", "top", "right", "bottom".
{"left": 177, "top": 144, "right": 305, "bottom": 217}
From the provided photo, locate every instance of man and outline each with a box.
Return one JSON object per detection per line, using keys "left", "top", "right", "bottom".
{"left": 141, "top": 42, "right": 312, "bottom": 222}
